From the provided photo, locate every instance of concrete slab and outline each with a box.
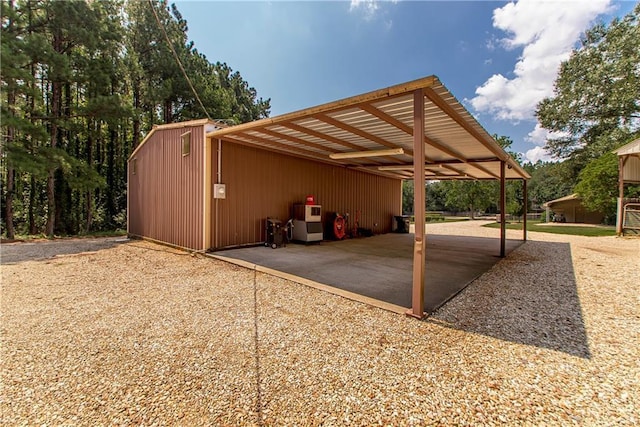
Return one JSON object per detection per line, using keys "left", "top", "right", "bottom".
{"left": 212, "top": 232, "right": 522, "bottom": 313}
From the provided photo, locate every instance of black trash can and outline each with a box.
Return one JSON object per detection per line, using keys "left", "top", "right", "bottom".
{"left": 265, "top": 218, "right": 283, "bottom": 248}
{"left": 394, "top": 215, "right": 410, "bottom": 233}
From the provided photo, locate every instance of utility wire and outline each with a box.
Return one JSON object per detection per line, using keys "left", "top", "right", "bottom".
{"left": 147, "top": 0, "right": 212, "bottom": 121}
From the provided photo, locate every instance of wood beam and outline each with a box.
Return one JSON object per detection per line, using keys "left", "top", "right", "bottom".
{"left": 312, "top": 113, "right": 414, "bottom": 155}
{"left": 225, "top": 134, "right": 331, "bottom": 163}
{"left": 466, "top": 162, "right": 500, "bottom": 179}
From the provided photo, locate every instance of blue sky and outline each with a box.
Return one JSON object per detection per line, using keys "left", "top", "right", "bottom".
{"left": 173, "top": 0, "right": 637, "bottom": 163}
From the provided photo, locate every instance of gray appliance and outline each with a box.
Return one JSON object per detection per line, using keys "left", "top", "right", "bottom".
{"left": 291, "top": 204, "right": 323, "bottom": 242}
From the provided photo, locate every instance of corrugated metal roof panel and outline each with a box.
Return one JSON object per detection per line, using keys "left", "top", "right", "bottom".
{"left": 207, "top": 76, "right": 529, "bottom": 181}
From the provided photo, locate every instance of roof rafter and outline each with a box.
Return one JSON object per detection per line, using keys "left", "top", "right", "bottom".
{"left": 278, "top": 122, "right": 371, "bottom": 152}
{"left": 312, "top": 113, "right": 415, "bottom": 156}
{"left": 358, "top": 103, "right": 497, "bottom": 179}
{"left": 256, "top": 128, "right": 334, "bottom": 154}
{"left": 234, "top": 132, "right": 326, "bottom": 160}
{"left": 423, "top": 87, "right": 508, "bottom": 162}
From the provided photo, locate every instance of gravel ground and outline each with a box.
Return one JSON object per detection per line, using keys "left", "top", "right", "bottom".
{"left": 1, "top": 222, "right": 638, "bottom": 425}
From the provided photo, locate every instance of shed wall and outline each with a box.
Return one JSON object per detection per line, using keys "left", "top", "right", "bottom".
{"left": 548, "top": 200, "right": 604, "bottom": 224}
{"left": 211, "top": 141, "right": 402, "bottom": 249}
{"left": 128, "top": 125, "right": 205, "bottom": 250}
{"left": 622, "top": 155, "right": 640, "bottom": 183}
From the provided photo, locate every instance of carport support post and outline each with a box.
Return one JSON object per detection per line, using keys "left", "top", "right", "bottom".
{"left": 408, "top": 88, "right": 426, "bottom": 319}
{"left": 500, "top": 161, "right": 506, "bottom": 257}
{"left": 523, "top": 179, "right": 527, "bottom": 241}
{"left": 617, "top": 155, "right": 625, "bottom": 235}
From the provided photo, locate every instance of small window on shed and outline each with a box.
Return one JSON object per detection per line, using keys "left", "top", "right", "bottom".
{"left": 132, "top": 158, "right": 137, "bottom": 175}
{"left": 181, "top": 132, "right": 191, "bottom": 157}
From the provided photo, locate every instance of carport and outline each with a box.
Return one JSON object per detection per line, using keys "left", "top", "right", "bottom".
{"left": 207, "top": 76, "right": 530, "bottom": 318}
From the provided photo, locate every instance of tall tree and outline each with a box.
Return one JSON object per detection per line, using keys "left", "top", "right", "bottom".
{"left": 442, "top": 180, "right": 497, "bottom": 219}
{"left": 2, "top": 0, "right": 271, "bottom": 237}
{"left": 536, "top": 4, "right": 639, "bottom": 161}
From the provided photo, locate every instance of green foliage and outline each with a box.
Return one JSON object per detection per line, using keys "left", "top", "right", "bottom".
{"left": 1, "top": 0, "right": 271, "bottom": 237}
{"left": 402, "top": 180, "right": 450, "bottom": 214}
{"left": 441, "top": 180, "right": 497, "bottom": 219}
{"left": 523, "top": 161, "right": 576, "bottom": 207}
{"left": 426, "top": 181, "right": 447, "bottom": 211}
{"left": 574, "top": 152, "right": 619, "bottom": 222}
{"left": 536, "top": 4, "right": 640, "bottom": 160}
{"left": 534, "top": 5, "right": 640, "bottom": 223}
{"left": 402, "top": 180, "right": 414, "bottom": 215}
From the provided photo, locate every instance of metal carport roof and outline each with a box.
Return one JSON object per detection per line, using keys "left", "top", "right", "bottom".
{"left": 207, "top": 75, "right": 529, "bottom": 182}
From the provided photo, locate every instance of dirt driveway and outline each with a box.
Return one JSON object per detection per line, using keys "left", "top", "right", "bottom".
{"left": 1, "top": 225, "right": 638, "bottom": 425}
{"left": 1, "top": 236, "right": 127, "bottom": 264}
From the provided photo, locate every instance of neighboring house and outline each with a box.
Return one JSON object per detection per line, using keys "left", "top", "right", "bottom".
{"left": 543, "top": 194, "right": 605, "bottom": 224}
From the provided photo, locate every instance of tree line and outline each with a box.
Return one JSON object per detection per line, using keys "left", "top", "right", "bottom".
{"left": 3, "top": 2, "right": 639, "bottom": 238}
{"left": 404, "top": 5, "right": 640, "bottom": 223}
{"left": 1, "top": 0, "right": 270, "bottom": 239}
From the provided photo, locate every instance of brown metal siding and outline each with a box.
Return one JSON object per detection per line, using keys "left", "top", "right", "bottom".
{"left": 211, "top": 141, "right": 402, "bottom": 249}
{"left": 128, "top": 125, "right": 205, "bottom": 250}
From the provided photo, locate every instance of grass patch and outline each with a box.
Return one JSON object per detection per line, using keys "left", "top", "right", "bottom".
{"left": 409, "top": 217, "right": 469, "bottom": 224}
{"left": 441, "top": 217, "right": 470, "bottom": 223}
{"left": 483, "top": 221, "right": 616, "bottom": 237}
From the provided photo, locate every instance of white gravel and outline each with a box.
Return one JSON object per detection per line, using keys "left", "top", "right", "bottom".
{"left": 1, "top": 222, "right": 638, "bottom": 425}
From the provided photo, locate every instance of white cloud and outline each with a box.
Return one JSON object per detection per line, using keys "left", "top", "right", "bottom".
{"left": 523, "top": 146, "right": 555, "bottom": 164}
{"left": 469, "top": 0, "right": 612, "bottom": 122}
{"left": 350, "top": 0, "right": 380, "bottom": 20}
{"left": 349, "top": 0, "right": 398, "bottom": 22}
{"left": 521, "top": 124, "right": 569, "bottom": 163}
{"left": 525, "top": 123, "right": 570, "bottom": 147}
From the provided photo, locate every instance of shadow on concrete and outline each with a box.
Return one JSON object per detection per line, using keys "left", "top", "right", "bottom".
{"left": 0, "top": 237, "right": 128, "bottom": 265}
{"left": 430, "top": 240, "right": 591, "bottom": 358}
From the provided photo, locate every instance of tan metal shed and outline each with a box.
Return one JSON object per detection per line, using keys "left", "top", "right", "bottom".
{"left": 127, "top": 119, "right": 220, "bottom": 251}
{"left": 543, "top": 194, "right": 605, "bottom": 224}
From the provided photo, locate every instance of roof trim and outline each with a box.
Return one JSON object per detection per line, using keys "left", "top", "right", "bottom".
{"left": 543, "top": 193, "right": 580, "bottom": 207}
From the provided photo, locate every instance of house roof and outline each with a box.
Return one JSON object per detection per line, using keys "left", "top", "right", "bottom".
{"left": 207, "top": 76, "right": 530, "bottom": 181}
{"left": 614, "top": 137, "right": 640, "bottom": 156}
{"left": 543, "top": 193, "right": 580, "bottom": 208}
